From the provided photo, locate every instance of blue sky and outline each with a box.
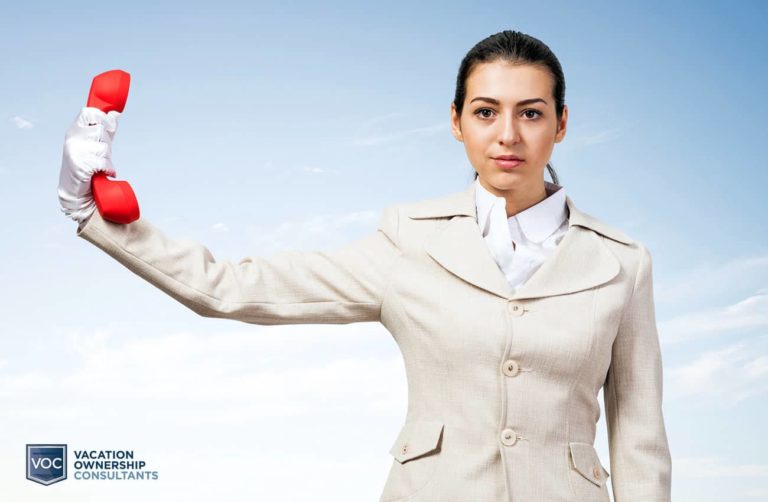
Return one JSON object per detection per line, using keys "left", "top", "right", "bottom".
{"left": 1, "top": 0, "right": 766, "bottom": 499}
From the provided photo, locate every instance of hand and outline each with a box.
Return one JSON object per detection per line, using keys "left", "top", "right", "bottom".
{"left": 58, "top": 107, "right": 121, "bottom": 224}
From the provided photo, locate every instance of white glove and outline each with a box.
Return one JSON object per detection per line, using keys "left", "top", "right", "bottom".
{"left": 58, "top": 107, "right": 121, "bottom": 224}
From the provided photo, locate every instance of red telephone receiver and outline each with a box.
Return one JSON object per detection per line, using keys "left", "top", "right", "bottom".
{"left": 86, "top": 69, "right": 140, "bottom": 224}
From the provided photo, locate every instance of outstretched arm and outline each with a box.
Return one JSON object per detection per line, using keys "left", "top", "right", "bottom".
{"left": 76, "top": 205, "right": 402, "bottom": 325}
{"left": 603, "top": 244, "right": 672, "bottom": 501}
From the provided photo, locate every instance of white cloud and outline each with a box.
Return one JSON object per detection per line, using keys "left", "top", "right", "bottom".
{"left": 0, "top": 321, "right": 401, "bottom": 500}
{"left": 297, "top": 165, "right": 341, "bottom": 174}
{"left": 0, "top": 323, "right": 405, "bottom": 425}
{"left": 656, "top": 254, "right": 768, "bottom": 304}
{"left": 675, "top": 456, "right": 768, "bottom": 478}
{"left": 666, "top": 335, "right": 768, "bottom": 404}
{"left": 11, "top": 116, "right": 34, "bottom": 129}
{"left": 246, "top": 208, "right": 380, "bottom": 254}
{"left": 743, "top": 488, "right": 768, "bottom": 498}
{"left": 351, "top": 121, "right": 447, "bottom": 146}
{"left": 659, "top": 292, "right": 768, "bottom": 344}
{"left": 362, "top": 111, "right": 405, "bottom": 127}
{"left": 576, "top": 126, "right": 623, "bottom": 145}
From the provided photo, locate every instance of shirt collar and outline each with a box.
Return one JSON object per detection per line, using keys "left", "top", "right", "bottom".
{"left": 474, "top": 177, "right": 569, "bottom": 243}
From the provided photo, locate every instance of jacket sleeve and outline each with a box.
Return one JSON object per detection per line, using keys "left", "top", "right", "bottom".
{"left": 603, "top": 244, "right": 672, "bottom": 501}
{"left": 76, "top": 205, "right": 402, "bottom": 325}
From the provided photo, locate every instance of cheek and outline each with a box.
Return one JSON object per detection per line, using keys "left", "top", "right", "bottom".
{"left": 462, "top": 133, "right": 486, "bottom": 155}
{"left": 465, "top": 126, "right": 493, "bottom": 151}
{"left": 527, "top": 128, "right": 556, "bottom": 154}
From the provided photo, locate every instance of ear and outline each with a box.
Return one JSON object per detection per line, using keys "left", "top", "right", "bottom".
{"left": 554, "top": 104, "right": 568, "bottom": 143}
{"left": 450, "top": 102, "right": 464, "bottom": 143}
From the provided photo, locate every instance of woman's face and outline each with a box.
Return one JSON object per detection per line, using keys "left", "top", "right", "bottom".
{"left": 450, "top": 61, "right": 568, "bottom": 196}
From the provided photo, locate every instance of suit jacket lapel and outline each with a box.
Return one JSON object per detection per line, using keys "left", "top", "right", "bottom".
{"left": 408, "top": 181, "right": 632, "bottom": 301}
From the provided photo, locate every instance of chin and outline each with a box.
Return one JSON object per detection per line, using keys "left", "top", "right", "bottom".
{"left": 490, "top": 170, "right": 525, "bottom": 182}
{"left": 491, "top": 172, "right": 540, "bottom": 191}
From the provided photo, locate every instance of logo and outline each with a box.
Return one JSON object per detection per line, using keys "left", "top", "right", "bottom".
{"left": 26, "top": 444, "right": 67, "bottom": 486}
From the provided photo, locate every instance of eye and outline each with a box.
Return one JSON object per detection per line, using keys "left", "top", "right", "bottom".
{"left": 474, "top": 108, "right": 495, "bottom": 119}
{"left": 522, "top": 109, "right": 543, "bottom": 119}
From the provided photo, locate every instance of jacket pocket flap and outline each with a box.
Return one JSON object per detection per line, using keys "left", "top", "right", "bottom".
{"left": 569, "top": 442, "right": 610, "bottom": 487}
{"left": 389, "top": 420, "right": 444, "bottom": 464}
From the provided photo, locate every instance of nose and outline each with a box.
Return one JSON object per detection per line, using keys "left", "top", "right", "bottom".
{"left": 498, "top": 113, "right": 521, "bottom": 145}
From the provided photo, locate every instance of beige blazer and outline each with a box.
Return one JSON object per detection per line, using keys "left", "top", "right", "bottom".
{"left": 76, "top": 180, "right": 672, "bottom": 502}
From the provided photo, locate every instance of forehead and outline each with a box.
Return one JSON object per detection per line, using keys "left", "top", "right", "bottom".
{"left": 466, "top": 61, "right": 552, "bottom": 102}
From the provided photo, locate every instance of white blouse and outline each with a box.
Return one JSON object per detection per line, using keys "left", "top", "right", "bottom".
{"left": 474, "top": 177, "right": 570, "bottom": 292}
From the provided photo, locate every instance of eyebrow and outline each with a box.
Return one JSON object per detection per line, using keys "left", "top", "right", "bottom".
{"left": 469, "top": 97, "right": 548, "bottom": 106}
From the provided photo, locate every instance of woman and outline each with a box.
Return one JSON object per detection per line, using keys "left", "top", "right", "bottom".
{"left": 58, "top": 30, "right": 671, "bottom": 502}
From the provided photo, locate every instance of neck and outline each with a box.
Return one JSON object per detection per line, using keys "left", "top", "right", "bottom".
{"left": 478, "top": 177, "right": 549, "bottom": 218}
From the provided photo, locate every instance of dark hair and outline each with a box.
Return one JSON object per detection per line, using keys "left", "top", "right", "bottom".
{"left": 453, "top": 30, "right": 565, "bottom": 186}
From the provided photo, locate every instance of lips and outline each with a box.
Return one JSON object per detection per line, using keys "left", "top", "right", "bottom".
{"left": 493, "top": 156, "right": 524, "bottom": 170}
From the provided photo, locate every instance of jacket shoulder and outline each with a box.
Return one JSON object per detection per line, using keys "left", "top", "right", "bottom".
{"left": 584, "top": 218, "right": 635, "bottom": 246}
{"left": 376, "top": 204, "right": 402, "bottom": 249}
{"left": 568, "top": 204, "right": 636, "bottom": 246}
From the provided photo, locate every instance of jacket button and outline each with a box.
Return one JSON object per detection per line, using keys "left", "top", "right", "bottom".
{"left": 508, "top": 302, "right": 525, "bottom": 316}
{"left": 593, "top": 465, "right": 601, "bottom": 479}
{"left": 401, "top": 442, "right": 409, "bottom": 454}
{"left": 500, "top": 428, "right": 518, "bottom": 446}
{"left": 502, "top": 359, "right": 520, "bottom": 377}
